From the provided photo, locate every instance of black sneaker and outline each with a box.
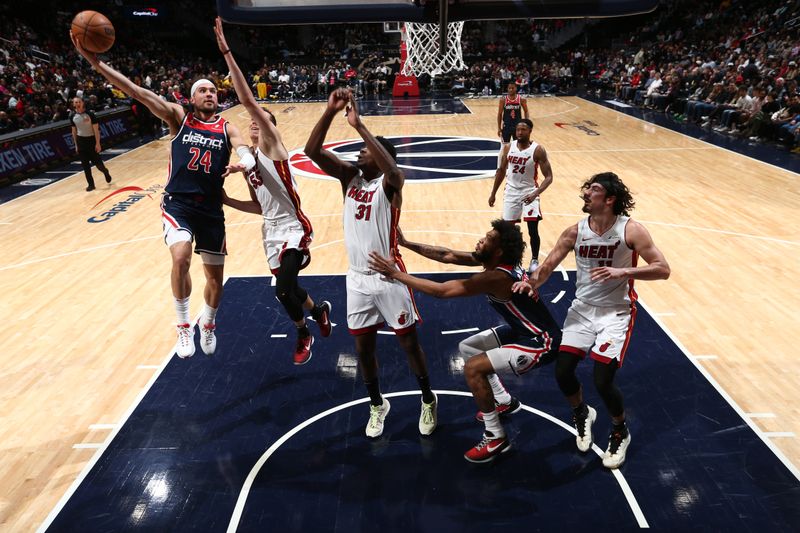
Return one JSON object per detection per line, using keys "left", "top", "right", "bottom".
{"left": 475, "top": 397, "right": 522, "bottom": 421}
{"left": 602, "top": 427, "right": 631, "bottom": 469}
{"left": 573, "top": 405, "right": 596, "bottom": 452}
{"left": 86, "top": 184, "right": 96, "bottom": 192}
{"left": 104, "top": 172, "right": 112, "bottom": 183}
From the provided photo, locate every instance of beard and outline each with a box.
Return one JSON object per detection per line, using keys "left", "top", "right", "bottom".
{"left": 472, "top": 249, "right": 492, "bottom": 263}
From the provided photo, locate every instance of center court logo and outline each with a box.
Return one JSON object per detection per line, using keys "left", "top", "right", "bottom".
{"left": 288, "top": 135, "right": 502, "bottom": 183}
{"left": 87, "top": 185, "right": 162, "bottom": 223}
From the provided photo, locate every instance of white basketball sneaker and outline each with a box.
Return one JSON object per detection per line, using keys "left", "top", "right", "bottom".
{"left": 603, "top": 428, "right": 631, "bottom": 469}
{"left": 419, "top": 394, "right": 438, "bottom": 436}
{"left": 199, "top": 323, "right": 217, "bottom": 355}
{"left": 574, "top": 405, "right": 597, "bottom": 452}
{"left": 528, "top": 258, "right": 539, "bottom": 273}
{"left": 176, "top": 323, "right": 195, "bottom": 358}
{"left": 365, "top": 397, "right": 391, "bottom": 438}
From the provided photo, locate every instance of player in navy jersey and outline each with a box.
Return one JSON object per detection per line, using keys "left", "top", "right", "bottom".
{"left": 369, "top": 220, "right": 561, "bottom": 464}
{"left": 514, "top": 172, "right": 670, "bottom": 469}
{"left": 71, "top": 31, "right": 251, "bottom": 359}
{"left": 497, "top": 82, "right": 528, "bottom": 164}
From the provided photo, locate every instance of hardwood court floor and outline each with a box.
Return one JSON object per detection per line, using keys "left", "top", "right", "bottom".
{"left": 0, "top": 96, "right": 798, "bottom": 531}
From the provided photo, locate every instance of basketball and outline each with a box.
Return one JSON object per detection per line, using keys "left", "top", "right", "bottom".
{"left": 71, "top": 10, "right": 115, "bottom": 53}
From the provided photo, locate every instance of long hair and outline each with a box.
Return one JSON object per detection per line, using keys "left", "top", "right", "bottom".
{"left": 584, "top": 172, "right": 635, "bottom": 216}
{"left": 491, "top": 219, "right": 526, "bottom": 266}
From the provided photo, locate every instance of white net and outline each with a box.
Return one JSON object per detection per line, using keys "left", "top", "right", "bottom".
{"left": 401, "top": 21, "right": 466, "bottom": 77}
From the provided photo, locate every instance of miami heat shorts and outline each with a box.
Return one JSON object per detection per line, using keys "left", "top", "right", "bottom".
{"left": 346, "top": 269, "right": 420, "bottom": 335}
{"left": 502, "top": 188, "right": 541, "bottom": 222}
{"left": 262, "top": 217, "right": 313, "bottom": 274}
{"left": 560, "top": 299, "right": 636, "bottom": 366}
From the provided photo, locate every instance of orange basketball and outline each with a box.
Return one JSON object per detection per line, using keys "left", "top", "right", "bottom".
{"left": 71, "top": 10, "right": 115, "bottom": 53}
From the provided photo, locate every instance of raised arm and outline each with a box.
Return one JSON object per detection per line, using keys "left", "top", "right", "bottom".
{"left": 397, "top": 227, "right": 480, "bottom": 266}
{"left": 590, "top": 220, "right": 670, "bottom": 282}
{"left": 369, "top": 252, "right": 508, "bottom": 298}
{"left": 70, "top": 31, "right": 184, "bottom": 132}
{"left": 214, "top": 17, "right": 287, "bottom": 161}
{"left": 523, "top": 144, "right": 553, "bottom": 204}
{"left": 304, "top": 88, "right": 358, "bottom": 191}
{"left": 489, "top": 143, "right": 510, "bottom": 207}
{"left": 345, "top": 92, "right": 404, "bottom": 199}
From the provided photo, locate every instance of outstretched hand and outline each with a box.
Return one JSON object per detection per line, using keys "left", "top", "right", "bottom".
{"left": 368, "top": 251, "right": 398, "bottom": 277}
{"left": 511, "top": 280, "right": 537, "bottom": 298}
{"left": 396, "top": 226, "right": 407, "bottom": 247}
{"left": 69, "top": 30, "right": 98, "bottom": 65}
{"left": 345, "top": 92, "right": 362, "bottom": 129}
{"left": 214, "top": 17, "right": 229, "bottom": 54}
{"left": 222, "top": 162, "right": 247, "bottom": 178}
{"left": 327, "top": 87, "right": 350, "bottom": 113}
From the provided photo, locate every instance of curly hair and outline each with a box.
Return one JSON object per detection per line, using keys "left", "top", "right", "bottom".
{"left": 491, "top": 219, "right": 526, "bottom": 266}
{"left": 583, "top": 172, "right": 635, "bottom": 216}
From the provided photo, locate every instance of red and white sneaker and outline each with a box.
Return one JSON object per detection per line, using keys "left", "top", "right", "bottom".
{"left": 315, "top": 301, "right": 332, "bottom": 338}
{"left": 293, "top": 334, "right": 314, "bottom": 365}
{"left": 475, "top": 397, "right": 522, "bottom": 421}
{"left": 175, "top": 323, "right": 195, "bottom": 359}
{"left": 464, "top": 432, "right": 510, "bottom": 463}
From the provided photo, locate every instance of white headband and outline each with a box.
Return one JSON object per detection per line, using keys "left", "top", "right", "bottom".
{"left": 190, "top": 79, "right": 214, "bottom": 97}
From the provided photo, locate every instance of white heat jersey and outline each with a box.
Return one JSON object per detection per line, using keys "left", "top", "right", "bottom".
{"left": 504, "top": 140, "right": 539, "bottom": 191}
{"left": 574, "top": 215, "right": 638, "bottom": 306}
{"left": 343, "top": 172, "right": 399, "bottom": 272}
{"left": 246, "top": 149, "right": 312, "bottom": 226}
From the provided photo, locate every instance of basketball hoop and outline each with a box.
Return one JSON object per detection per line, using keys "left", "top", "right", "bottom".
{"left": 401, "top": 21, "right": 466, "bottom": 77}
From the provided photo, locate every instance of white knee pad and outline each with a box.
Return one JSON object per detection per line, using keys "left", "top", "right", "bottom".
{"left": 200, "top": 252, "right": 225, "bottom": 266}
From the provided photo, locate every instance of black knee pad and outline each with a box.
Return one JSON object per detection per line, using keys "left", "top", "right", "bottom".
{"left": 555, "top": 352, "right": 581, "bottom": 396}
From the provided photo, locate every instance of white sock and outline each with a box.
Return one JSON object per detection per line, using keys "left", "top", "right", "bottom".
{"left": 488, "top": 374, "right": 512, "bottom": 405}
{"left": 482, "top": 410, "right": 505, "bottom": 438}
{"left": 201, "top": 304, "right": 218, "bottom": 327}
{"left": 174, "top": 296, "right": 190, "bottom": 325}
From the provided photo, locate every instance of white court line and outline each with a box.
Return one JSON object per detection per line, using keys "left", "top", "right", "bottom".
{"left": 690, "top": 355, "right": 719, "bottom": 360}
{"left": 441, "top": 327, "right": 479, "bottom": 335}
{"left": 270, "top": 334, "right": 287, "bottom": 338}
{"left": 37, "top": 314, "right": 195, "bottom": 533}
{"left": 746, "top": 413, "right": 777, "bottom": 419}
{"left": 640, "top": 300, "right": 800, "bottom": 481}
{"left": 71, "top": 443, "right": 104, "bottom": 449}
{"left": 580, "top": 96, "right": 800, "bottom": 177}
{"left": 551, "top": 290, "right": 566, "bottom": 304}
{"left": 88, "top": 424, "right": 117, "bottom": 430}
{"left": 136, "top": 365, "right": 160, "bottom": 370}
{"left": 0, "top": 234, "right": 159, "bottom": 272}
{"left": 45, "top": 171, "right": 77, "bottom": 174}
{"left": 0, "top": 135, "right": 163, "bottom": 208}
{"left": 764, "top": 432, "right": 796, "bottom": 438}
{"left": 225, "top": 390, "right": 649, "bottom": 532}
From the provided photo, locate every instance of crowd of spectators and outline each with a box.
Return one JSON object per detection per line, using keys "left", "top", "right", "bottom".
{"left": 2, "top": 0, "right": 800, "bottom": 152}
{"left": 586, "top": 0, "right": 800, "bottom": 150}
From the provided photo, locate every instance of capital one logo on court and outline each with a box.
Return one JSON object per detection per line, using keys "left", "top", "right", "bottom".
{"left": 288, "top": 135, "right": 502, "bottom": 183}
{"left": 87, "top": 184, "right": 162, "bottom": 223}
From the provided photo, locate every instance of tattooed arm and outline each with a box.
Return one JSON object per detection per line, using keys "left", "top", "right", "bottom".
{"left": 397, "top": 227, "right": 480, "bottom": 266}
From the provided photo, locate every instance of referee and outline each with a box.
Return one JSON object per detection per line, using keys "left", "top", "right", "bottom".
{"left": 70, "top": 97, "right": 112, "bottom": 191}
